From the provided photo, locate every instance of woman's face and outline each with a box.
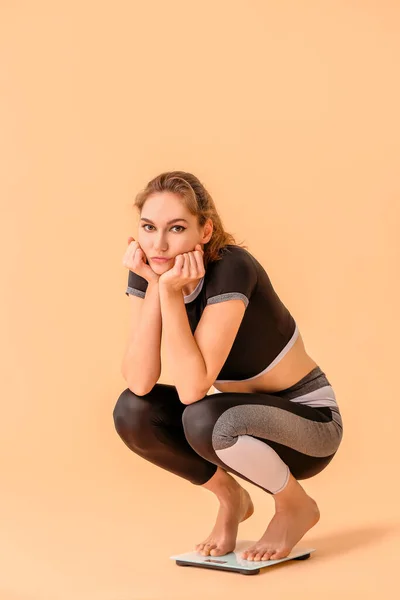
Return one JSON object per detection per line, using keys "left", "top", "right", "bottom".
{"left": 137, "top": 191, "right": 212, "bottom": 273}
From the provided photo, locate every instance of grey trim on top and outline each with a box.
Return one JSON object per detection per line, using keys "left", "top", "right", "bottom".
{"left": 184, "top": 276, "right": 205, "bottom": 304}
{"left": 126, "top": 286, "right": 145, "bottom": 299}
{"left": 206, "top": 292, "right": 249, "bottom": 308}
{"left": 126, "top": 281, "right": 249, "bottom": 309}
{"left": 125, "top": 276, "right": 205, "bottom": 303}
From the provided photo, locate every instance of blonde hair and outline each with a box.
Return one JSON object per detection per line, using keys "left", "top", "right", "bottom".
{"left": 133, "top": 171, "right": 247, "bottom": 268}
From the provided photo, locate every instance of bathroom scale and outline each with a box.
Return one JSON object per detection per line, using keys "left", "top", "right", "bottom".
{"left": 170, "top": 540, "right": 315, "bottom": 575}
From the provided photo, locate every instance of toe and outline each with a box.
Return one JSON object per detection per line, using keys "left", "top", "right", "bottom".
{"left": 254, "top": 551, "right": 266, "bottom": 561}
{"left": 242, "top": 546, "right": 257, "bottom": 560}
{"left": 270, "top": 547, "right": 290, "bottom": 560}
{"left": 261, "top": 550, "right": 274, "bottom": 561}
{"left": 201, "top": 543, "right": 213, "bottom": 556}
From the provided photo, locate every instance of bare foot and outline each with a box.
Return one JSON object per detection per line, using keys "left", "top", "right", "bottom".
{"left": 196, "top": 486, "right": 254, "bottom": 557}
{"left": 242, "top": 493, "right": 320, "bottom": 561}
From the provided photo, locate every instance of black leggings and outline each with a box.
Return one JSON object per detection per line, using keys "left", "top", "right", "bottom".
{"left": 113, "top": 368, "right": 343, "bottom": 495}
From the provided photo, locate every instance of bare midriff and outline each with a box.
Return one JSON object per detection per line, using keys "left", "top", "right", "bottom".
{"left": 212, "top": 330, "right": 319, "bottom": 394}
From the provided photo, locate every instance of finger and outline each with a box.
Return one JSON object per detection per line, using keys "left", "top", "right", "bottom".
{"left": 182, "top": 253, "right": 190, "bottom": 277}
{"left": 123, "top": 242, "right": 138, "bottom": 267}
{"left": 192, "top": 249, "right": 205, "bottom": 274}
{"left": 131, "top": 245, "right": 142, "bottom": 265}
{"left": 174, "top": 254, "right": 184, "bottom": 271}
{"left": 187, "top": 251, "right": 198, "bottom": 276}
{"left": 130, "top": 242, "right": 138, "bottom": 254}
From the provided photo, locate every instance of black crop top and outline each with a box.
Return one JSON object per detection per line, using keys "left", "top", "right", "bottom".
{"left": 125, "top": 245, "right": 298, "bottom": 383}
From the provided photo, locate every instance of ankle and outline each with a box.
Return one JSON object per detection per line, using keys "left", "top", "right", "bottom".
{"left": 273, "top": 471, "right": 308, "bottom": 511}
{"left": 218, "top": 481, "right": 244, "bottom": 506}
{"left": 201, "top": 467, "right": 241, "bottom": 500}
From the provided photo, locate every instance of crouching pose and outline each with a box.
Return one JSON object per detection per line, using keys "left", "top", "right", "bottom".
{"left": 115, "top": 171, "right": 343, "bottom": 561}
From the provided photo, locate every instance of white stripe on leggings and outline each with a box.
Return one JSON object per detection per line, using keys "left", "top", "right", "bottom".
{"left": 215, "top": 434, "right": 290, "bottom": 494}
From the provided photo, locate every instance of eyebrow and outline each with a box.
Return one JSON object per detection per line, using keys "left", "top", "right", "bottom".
{"left": 140, "top": 217, "right": 189, "bottom": 225}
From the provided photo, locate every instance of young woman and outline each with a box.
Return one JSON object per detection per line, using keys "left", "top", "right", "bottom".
{"left": 115, "top": 171, "right": 343, "bottom": 562}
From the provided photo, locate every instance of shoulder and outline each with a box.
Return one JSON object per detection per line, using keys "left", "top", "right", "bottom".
{"left": 204, "top": 245, "right": 258, "bottom": 307}
{"left": 210, "top": 243, "right": 255, "bottom": 264}
{"left": 207, "top": 244, "right": 258, "bottom": 278}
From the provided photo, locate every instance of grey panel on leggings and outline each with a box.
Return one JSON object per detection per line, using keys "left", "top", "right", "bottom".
{"left": 212, "top": 405, "right": 343, "bottom": 457}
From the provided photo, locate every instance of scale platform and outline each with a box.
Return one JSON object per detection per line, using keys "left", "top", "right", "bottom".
{"left": 170, "top": 540, "right": 316, "bottom": 575}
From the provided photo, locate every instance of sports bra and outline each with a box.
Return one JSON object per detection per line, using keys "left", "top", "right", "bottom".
{"left": 125, "top": 244, "right": 298, "bottom": 383}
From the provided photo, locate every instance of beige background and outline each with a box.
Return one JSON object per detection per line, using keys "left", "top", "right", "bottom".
{"left": 1, "top": 1, "right": 399, "bottom": 598}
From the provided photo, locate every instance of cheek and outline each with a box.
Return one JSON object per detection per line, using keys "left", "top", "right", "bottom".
{"left": 137, "top": 234, "right": 147, "bottom": 248}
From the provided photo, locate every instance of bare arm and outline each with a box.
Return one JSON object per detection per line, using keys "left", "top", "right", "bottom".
{"left": 121, "top": 281, "right": 162, "bottom": 395}
{"left": 159, "top": 283, "right": 208, "bottom": 404}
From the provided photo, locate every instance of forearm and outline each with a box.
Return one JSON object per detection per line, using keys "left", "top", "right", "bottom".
{"left": 122, "top": 281, "right": 162, "bottom": 395}
{"left": 159, "top": 284, "right": 208, "bottom": 404}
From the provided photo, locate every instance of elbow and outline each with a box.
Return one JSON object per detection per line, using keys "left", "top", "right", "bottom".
{"left": 120, "top": 359, "right": 160, "bottom": 395}
{"left": 127, "top": 384, "right": 152, "bottom": 397}
{"left": 124, "top": 374, "right": 160, "bottom": 397}
{"left": 180, "top": 396, "right": 192, "bottom": 405}
{"left": 179, "top": 386, "right": 209, "bottom": 406}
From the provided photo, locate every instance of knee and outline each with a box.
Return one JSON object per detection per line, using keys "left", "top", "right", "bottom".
{"left": 182, "top": 401, "right": 214, "bottom": 449}
{"left": 113, "top": 388, "right": 152, "bottom": 443}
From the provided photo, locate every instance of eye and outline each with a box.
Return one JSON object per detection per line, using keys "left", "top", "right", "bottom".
{"left": 141, "top": 225, "right": 186, "bottom": 233}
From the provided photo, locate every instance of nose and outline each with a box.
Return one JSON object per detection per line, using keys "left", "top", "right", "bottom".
{"left": 153, "top": 234, "right": 168, "bottom": 253}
